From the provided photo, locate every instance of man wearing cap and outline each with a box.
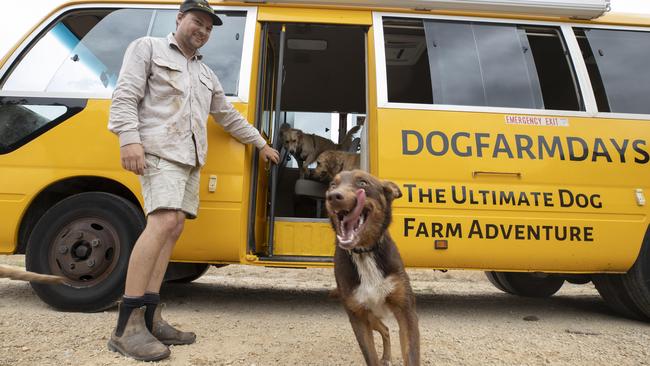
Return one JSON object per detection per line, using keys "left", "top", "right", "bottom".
{"left": 107, "top": 0, "right": 279, "bottom": 361}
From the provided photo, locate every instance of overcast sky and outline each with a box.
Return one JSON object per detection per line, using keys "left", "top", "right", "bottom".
{"left": 1, "top": 0, "right": 649, "bottom": 60}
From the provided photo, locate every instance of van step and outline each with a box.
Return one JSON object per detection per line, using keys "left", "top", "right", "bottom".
{"left": 257, "top": 255, "right": 333, "bottom": 263}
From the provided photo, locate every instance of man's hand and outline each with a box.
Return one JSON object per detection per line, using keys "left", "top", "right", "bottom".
{"left": 260, "top": 144, "right": 280, "bottom": 164}
{"left": 120, "top": 143, "right": 145, "bottom": 175}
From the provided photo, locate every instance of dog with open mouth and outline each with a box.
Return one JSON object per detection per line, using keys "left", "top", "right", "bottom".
{"left": 325, "top": 170, "right": 420, "bottom": 366}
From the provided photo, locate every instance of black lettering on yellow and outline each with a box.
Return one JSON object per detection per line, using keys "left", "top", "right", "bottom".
{"left": 567, "top": 136, "right": 588, "bottom": 161}
{"left": 404, "top": 184, "right": 416, "bottom": 202}
{"left": 633, "top": 140, "right": 649, "bottom": 164}
{"left": 610, "top": 138, "right": 628, "bottom": 163}
{"left": 592, "top": 138, "right": 613, "bottom": 162}
{"left": 538, "top": 135, "right": 565, "bottom": 160}
{"left": 485, "top": 224, "right": 499, "bottom": 239}
{"left": 543, "top": 192, "right": 554, "bottom": 207}
{"left": 451, "top": 132, "right": 472, "bottom": 157}
{"left": 435, "top": 188, "right": 446, "bottom": 204}
{"left": 426, "top": 131, "right": 448, "bottom": 156}
{"left": 500, "top": 191, "right": 515, "bottom": 205}
{"left": 419, "top": 187, "right": 433, "bottom": 203}
{"left": 517, "top": 192, "right": 530, "bottom": 206}
{"left": 402, "top": 130, "right": 423, "bottom": 155}
{"left": 416, "top": 222, "right": 428, "bottom": 237}
{"left": 469, "top": 220, "right": 483, "bottom": 238}
{"left": 452, "top": 185, "right": 466, "bottom": 204}
{"left": 515, "top": 134, "right": 535, "bottom": 159}
{"left": 404, "top": 217, "right": 415, "bottom": 237}
{"left": 584, "top": 227, "right": 594, "bottom": 241}
{"left": 493, "top": 134, "right": 514, "bottom": 158}
{"left": 475, "top": 133, "right": 490, "bottom": 158}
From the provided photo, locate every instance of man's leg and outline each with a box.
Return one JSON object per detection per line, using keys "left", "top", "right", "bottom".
{"left": 140, "top": 210, "right": 197, "bottom": 346}
{"left": 143, "top": 210, "right": 185, "bottom": 294}
{"left": 125, "top": 210, "right": 184, "bottom": 297}
{"left": 108, "top": 209, "right": 182, "bottom": 361}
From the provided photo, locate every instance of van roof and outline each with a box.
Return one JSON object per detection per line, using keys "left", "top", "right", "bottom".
{"left": 40, "top": 0, "right": 650, "bottom": 27}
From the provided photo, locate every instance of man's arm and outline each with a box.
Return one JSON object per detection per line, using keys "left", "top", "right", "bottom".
{"left": 208, "top": 70, "right": 279, "bottom": 164}
{"left": 108, "top": 38, "right": 152, "bottom": 175}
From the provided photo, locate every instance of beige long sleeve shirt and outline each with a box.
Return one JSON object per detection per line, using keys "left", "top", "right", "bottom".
{"left": 108, "top": 33, "right": 266, "bottom": 167}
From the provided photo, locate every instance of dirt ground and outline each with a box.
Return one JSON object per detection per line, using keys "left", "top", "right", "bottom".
{"left": 1, "top": 254, "right": 649, "bottom": 366}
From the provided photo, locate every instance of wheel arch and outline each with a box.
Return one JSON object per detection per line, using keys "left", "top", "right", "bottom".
{"left": 16, "top": 176, "right": 142, "bottom": 254}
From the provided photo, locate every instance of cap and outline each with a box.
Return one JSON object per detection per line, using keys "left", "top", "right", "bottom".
{"left": 180, "top": 0, "right": 223, "bottom": 26}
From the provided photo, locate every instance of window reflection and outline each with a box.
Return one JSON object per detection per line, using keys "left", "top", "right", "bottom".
{"left": 3, "top": 9, "right": 152, "bottom": 95}
{"left": 151, "top": 10, "right": 246, "bottom": 96}
{"left": 0, "top": 103, "right": 67, "bottom": 150}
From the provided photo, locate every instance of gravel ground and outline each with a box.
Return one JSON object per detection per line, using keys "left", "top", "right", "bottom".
{"left": 1, "top": 254, "right": 649, "bottom": 366}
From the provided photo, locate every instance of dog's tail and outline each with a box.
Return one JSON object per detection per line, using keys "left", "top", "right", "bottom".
{"left": 340, "top": 125, "right": 362, "bottom": 152}
{"left": 0, "top": 265, "right": 66, "bottom": 285}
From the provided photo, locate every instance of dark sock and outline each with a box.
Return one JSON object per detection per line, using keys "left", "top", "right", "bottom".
{"left": 115, "top": 295, "right": 145, "bottom": 337}
{"left": 143, "top": 292, "right": 160, "bottom": 332}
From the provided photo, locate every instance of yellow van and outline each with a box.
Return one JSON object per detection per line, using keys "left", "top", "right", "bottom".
{"left": 1, "top": 0, "right": 649, "bottom": 320}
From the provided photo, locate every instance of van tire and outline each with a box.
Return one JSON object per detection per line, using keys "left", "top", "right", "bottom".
{"left": 593, "top": 274, "right": 645, "bottom": 320}
{"left": 164, "top": 263, "right": 211, "bottom": 283}
{"left": 488, "top": 272, "right": 564, "bottom": 298}
{"left": 484, "top": 271, "right": 510, "bottom": 293}
{"left": 26, "top": 192, "right": 144, "bottom": 312}
{"left": 593, "top": 227, "right": 650, "bottom": 321}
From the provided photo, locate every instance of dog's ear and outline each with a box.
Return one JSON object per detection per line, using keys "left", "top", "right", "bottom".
{"left": 382, "top": 180, "right": 402, "bottom": 201}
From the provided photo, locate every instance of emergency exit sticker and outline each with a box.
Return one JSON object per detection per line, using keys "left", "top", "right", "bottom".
{"left": 505, "top": 115, "right": 569, "bottom": 127}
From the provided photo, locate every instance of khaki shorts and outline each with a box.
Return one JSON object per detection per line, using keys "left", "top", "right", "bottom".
{"left": 139, "top": 154, "right": 200, "bottom": 219}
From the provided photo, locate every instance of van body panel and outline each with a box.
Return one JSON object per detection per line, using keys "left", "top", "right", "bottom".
{"left": 0, "top": 96, "right": 257, "bottom": 262}
{"left": 0, "top": 0, "right": 648, "bottom": 276}
{"left": 273, "top": 220, "right": 334, "bottom": 256}
{"left": 376, "top": 107, "right": 649, "bottom": 272}
{"left": 257, "top": 6, "right": 372, "bottom": 25}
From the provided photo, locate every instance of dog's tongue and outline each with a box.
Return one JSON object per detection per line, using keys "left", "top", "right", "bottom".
{"left": 342, "top": 189, "right": 365, "bottom": 235}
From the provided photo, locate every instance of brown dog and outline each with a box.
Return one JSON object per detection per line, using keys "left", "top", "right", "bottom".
{"left": 0, "top": 265, "right": 66, "bottom": 285}
{"left": 313, "top": 150, "right": 360, "bottom": 182}
{"left": 325, "top": 170, "right": 420, "bottom": 366}
{"left": 281, "top": 125, "right": 361, "bottom": 178}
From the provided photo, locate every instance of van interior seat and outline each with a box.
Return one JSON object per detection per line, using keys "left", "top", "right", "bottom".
{"left": 294, "top": 178, "right": 327, "bottom": 217}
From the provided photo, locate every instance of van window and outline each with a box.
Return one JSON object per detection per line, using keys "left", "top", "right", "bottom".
{"left": 574, "top": 28, "right": 650, "bottom": 114}
{"left": 150, "top": 10, "right": 247, "bottom": 96}
{"left": 0, "top": 98, "right": 83, "bottom": 154}
{"left": 383, "top": 17, "right": 583, "bottom": 111}
{"left": 2, "top": 9, "right": 152, "bottom": 94}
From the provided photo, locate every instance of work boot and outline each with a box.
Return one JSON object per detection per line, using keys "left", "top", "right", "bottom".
{"left": 107, "top": 307, "right": 170, "bottom": 361}
{"left": 151, "top": 304, "right": 197, "bottom": 345}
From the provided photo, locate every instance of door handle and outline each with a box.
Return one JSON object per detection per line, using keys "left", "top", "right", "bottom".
{"left": 472, "top": 171, "right": 522, "bottom": 178}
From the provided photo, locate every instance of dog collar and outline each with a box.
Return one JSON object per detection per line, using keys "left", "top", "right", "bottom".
{"left": 350, "top": 237, "right": 385, "bottom": 254}
{"left": 351, "top": 245, "right": 378, "bottom": 254}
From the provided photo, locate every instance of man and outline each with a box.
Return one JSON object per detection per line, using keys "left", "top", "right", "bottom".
{"left": 107, "top": 0, "right": 279, "bottom": 361}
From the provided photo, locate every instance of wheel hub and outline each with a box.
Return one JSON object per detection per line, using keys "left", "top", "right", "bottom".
{"left": 49, "top": 218, "right": 120, "bottom": 287}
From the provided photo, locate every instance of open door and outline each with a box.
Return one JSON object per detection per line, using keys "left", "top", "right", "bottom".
{"left": 250, "top": 22, "right": 368, "bottom": 262}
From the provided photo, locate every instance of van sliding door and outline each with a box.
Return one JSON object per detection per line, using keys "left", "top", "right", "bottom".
{"left": 374, "top": 13, "right": 644, "bottom": 272}
{"left": 250, "top": 21, "right": 368, "bottom": 262}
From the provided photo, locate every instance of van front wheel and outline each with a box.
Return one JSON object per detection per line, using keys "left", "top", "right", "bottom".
{"left": 485, "top": 271, "right": 564, "bottom": 298}
{"left": 26, "top": 192, "right": 145, "bottom": 312}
